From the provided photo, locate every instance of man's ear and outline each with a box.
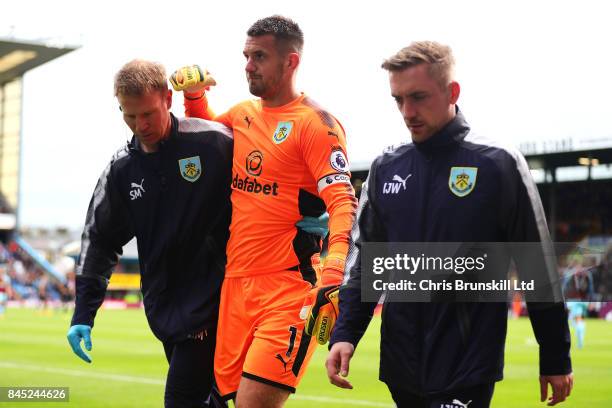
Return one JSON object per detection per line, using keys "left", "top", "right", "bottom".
{"left": 287, "top": 52, "right": 300, "bottom": 70}
{"left": 166, "top": 89, "right": 173, "bottom": 109}
{"left": 449, "top": 81, "right": 460, "bottom": 104}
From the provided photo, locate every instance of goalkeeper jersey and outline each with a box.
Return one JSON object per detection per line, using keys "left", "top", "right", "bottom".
{"left": 186, "top": 93, "right": 356, "bottom": 280}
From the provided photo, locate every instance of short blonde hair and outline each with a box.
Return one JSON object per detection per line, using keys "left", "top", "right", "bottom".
{"left": 114, "top": 59, "right": 168, "bottom": 97}
{"left": 382, "top": 41, "right": 455, "bottom": 89}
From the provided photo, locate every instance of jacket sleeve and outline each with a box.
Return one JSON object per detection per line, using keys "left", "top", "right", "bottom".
{"left": 503, "top": 150, "right": 572, "bottom": 375}
{"left": 205, "top": 130, "right": 234, "bottom": 271}
{"left": 329, "top": 159, "right": 386, "bottom": 348}
{"left": 71, "top": 159, "right": 134, "bottom": 328}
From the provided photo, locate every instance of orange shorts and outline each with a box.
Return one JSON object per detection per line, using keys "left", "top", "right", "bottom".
{"left": 214, "top": 271, "right": 319, "bottom": 398}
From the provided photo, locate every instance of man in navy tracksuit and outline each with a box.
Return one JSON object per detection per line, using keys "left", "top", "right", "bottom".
{"left": 326, "top": 42, "right": 573, "bottom": 407}
{"left": 66, "top": 60, "right": 232, "bottom": 407}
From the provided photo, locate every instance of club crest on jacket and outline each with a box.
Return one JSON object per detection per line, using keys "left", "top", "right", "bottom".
{"left": 178, "top": 156, "right": 202, "bottom": 182}
{"left": 449, "top": 167, "right": 477, "bottom": 197}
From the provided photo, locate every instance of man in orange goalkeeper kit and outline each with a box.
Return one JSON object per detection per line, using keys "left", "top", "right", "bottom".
{"left": 172, "top": 15, "right": 357, "bottom": 408}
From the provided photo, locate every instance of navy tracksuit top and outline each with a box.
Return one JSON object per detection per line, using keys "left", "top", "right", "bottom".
{"left": 330, "top": 109, "right": 571, "bottom": 394}
{"left": 72, "top": 115, "right": 233, "bottom": 342}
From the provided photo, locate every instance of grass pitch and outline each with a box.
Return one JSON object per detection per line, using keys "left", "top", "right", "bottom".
{"left": 0, "top": 308, "right": 610, "bottom": 407}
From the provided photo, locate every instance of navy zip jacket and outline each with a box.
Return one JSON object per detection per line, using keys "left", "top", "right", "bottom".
{"left": 330, "top": 109, "right": 571, "bottom": 394}
{"left": 71, "top": 114, "right": 233, "bottom": 342}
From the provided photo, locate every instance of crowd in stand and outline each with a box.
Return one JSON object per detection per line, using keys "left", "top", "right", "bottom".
{"left": 0, "top": 241, "right": 74, "bottom": 305}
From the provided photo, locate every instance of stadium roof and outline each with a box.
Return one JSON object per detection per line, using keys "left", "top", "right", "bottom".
{"left": 0, "top": 38, "right": 78, "bottom": 85}
{"left": 525, "top": 146, "right": 612, "bottom": 170}
{"left": 350, "top": 146, "right": 612, "bottom": 175}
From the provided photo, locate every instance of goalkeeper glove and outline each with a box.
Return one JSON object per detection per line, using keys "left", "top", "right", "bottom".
{"left": 296, "top": 212, "right": 329, "bottom": 238}
{"left": 67, "top": 324, "right": 93, "bottom": 363}
{"left": 302, "top": 285, "right": 339, "bottom": 345}
{"left": 169, "top": 65, "right": 217, "bottom": 93}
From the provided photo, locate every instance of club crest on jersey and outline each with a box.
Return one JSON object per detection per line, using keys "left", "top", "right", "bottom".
{"left": 272, "top": 121, "right": 294, "bottom": 144}
{"left": 449, "top": 167, "right": 477, "bottom": 197}
{"left": 178, "top": 156, "right": 202, "bottom": 182}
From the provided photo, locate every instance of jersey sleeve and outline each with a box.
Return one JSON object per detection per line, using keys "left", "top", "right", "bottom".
{"left": 330, "top": 163, "right": 386, "bottom": 347}
{"left": 183, "top": 92, "right": 232, "bottom": 128}
{"left": 299, "top": 114, "right": 357, "bottom": 285}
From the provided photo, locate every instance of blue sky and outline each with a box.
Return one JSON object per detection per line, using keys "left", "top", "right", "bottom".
{"left": 3, "top": 0, "right": 612, "bottom": 229}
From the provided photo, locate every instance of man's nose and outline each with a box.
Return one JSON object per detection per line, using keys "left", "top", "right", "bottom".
{"left": 400, "top": 101, "right": 417, "bottom": 119}
{"left": 245, "top": 58, "right": 256, "bottom": 73}
{"left": 136, "top": 116, "right": 149, "bottom": 132}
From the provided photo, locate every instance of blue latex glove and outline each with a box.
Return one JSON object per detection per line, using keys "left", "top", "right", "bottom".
{"left": 296, "top": 213, "right": 329, "bottom": 238}
{"left": 67, "top": 325, "right": 92, "bottom": 363}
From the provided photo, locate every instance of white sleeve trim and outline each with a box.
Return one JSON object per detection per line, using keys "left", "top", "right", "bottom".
{"left": 178, "top": 117, "right": 233, "bottom": 140}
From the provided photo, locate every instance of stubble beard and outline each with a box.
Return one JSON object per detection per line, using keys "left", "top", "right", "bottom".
{"left": 248, "top": 79, "right": 265, "bottom": 97}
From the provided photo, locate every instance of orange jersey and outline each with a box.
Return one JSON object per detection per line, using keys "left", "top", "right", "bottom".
{"left": 186, "top": 93, "right": 356, "bottom": 278}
